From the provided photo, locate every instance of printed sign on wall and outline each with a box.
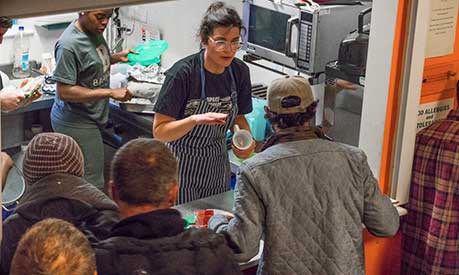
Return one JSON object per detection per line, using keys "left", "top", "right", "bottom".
{"left": 417, "top": 97, "right": 454, "bottom": 131}
{"left": 426, "top": 0, "right": 459, "bottom": 58}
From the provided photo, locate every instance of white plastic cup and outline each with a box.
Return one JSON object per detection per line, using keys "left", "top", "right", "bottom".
{"left": 232, "top": 125, "right": 253, "bottom": 150}
{"left": 41, "top": 52, "right": 55, "bottom": 74}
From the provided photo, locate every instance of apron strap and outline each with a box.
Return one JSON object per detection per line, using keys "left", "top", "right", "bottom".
{"left": 228, "top": 66, "right": 237, "bottom": 99}
{"left": 200, "top": 50, "right": 238, "bottom": 101}
{"left": 199, "top": 50, "right": 207, "bottom": 100}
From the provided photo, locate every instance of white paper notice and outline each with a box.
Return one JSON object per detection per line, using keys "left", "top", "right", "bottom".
{"left": 426, "top": 0, "right": 459, "bottom": 58}
{"left": 416, "top": 98, "right": 454, "bottom": 132}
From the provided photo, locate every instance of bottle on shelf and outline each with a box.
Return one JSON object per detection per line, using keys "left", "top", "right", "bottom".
{"left": 12, "top": 26, "right": 31, "bottom": 78}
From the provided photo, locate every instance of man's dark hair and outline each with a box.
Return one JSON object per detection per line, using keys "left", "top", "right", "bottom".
{"left": 111, "top": 138, "right": 178, "bottom": 206}
{"left": 266, "top": 100, "right": 319, "bottom": 129}
{"left": 0, "top": 17, "right": 13, "bottom": 28}
{"left": 10, "top": 218, "right": 96, "bottom": 275}
{"left": 198, "top": 1, "right": 245, "bottom": 44}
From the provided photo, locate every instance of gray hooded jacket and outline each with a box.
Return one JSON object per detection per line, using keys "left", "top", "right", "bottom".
{"left": 211, "top": 139, "right": 399, "bottom": 275}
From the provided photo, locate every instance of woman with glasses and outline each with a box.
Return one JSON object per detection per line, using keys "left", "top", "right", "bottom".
{"left": 153, "top": 1, "right": 255, "bottom": 204}
{"left": 51, "top": 9, "right": 133, "bottom": 190}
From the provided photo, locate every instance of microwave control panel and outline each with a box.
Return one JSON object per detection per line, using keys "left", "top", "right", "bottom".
{"left": 295, "top": 3, "right": 372, "bottom": 75}
{"left": 297, "top": 12, "right": 314, "bottom": 72}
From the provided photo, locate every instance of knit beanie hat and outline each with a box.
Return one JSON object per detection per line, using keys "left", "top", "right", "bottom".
{"left": 23, "top": 133, "right": 84, "bottom": 185}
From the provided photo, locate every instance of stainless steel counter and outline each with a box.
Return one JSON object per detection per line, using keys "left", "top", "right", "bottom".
{"left": 2, "top": 93, "right": 54, "bottom": 115}
{"left": 109, "top": 102, "right": 154, "bottom": 135}
{"left": 1, "top": 63, "right": 55, "bottom": 115}
{"left": 1, "top": 64, "right": 55, "bottom": 148}
{"left": 174, "top": 191, "right": 234, "bottom": 218}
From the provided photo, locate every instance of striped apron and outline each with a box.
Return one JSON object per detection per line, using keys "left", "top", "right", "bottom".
{"left": 169, "top": 51, "right": 238, "bottom": 204}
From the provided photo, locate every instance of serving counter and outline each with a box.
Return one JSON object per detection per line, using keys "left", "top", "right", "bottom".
{"left": 173, "top": 191, "right": 262, "bottom": 273}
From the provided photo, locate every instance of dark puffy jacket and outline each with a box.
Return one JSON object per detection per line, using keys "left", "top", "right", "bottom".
{"left": 1, "top": 173, "right": 119, "bottom": 275}
{"left": 95, "top": 209, "right": 241, "bottom": 275}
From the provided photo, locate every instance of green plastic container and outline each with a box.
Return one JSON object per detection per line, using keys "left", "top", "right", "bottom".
{"left": 127, "top": 40, "right": 168, "bottom": 66}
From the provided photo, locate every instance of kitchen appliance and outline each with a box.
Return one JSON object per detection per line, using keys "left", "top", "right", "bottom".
{"left": 242, "top": 0, "right": 371, "bottom": 75}
{"left": 336, "top": 7, "right": 371, "bottom": 82}
{"left": 118, "top": 98, "right": 156, "bottom": 114}
{"left": 322, "top": 7, "right": 371, "bottom": 147}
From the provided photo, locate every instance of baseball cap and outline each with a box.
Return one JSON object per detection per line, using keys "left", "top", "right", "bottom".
{"left": 267, "top": 75, "right": 314, "bottom": 114}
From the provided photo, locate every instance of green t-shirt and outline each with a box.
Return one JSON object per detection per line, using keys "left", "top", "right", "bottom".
{"left": 51, "top": 23, "right": 111, "bottom": 127}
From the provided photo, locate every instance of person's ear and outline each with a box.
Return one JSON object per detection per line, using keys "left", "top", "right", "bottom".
{"left": 167, "top": 181, "right": 179, "bottom": 206}
{"left": 201, "top": 36, "right": 209, "bottom": 46}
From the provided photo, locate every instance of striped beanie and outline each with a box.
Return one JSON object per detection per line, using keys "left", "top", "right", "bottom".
{"left": 23, "top": 133, "right": 84, "bottom": 185}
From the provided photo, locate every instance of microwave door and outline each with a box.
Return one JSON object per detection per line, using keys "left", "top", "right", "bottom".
{"left": 243, "top": 0, "right": 299, "bottom": 69}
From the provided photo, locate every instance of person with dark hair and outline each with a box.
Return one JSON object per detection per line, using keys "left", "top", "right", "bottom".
{"left": 1, "top": 132, "right": 119, "bottom": 275}
{"left": 51, "top": 9, "right": 133, "bottom": 190}
{"left": 153, "top": 1, "right": 255, "bottom": 204}
{"left": 208, "top": 75, "right": 399, "bottom": 275}
{"left": 0, "top": 17, "right": 12, "bottom": 44}
{"left": 401, "top": 84, "right": 459, "bottom": 274}
{"left": 10, "top": 218, "right": 97, "bottom": 275}
{"left": 95, "top": 138, "right": 241, "bottom": 274}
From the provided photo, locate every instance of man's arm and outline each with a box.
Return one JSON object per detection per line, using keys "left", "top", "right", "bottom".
{"left": 110, "top": 48, "right": 135, "bottom": 64}
{"left": 0, "top": 152, "right": 13, "bottom": 190}
{"left": 0, "top": 79, "right": 41, "bottom": 112}
{"left": 209, "top": 167, "right": 265, "bottom": 262}
{"left": 56, "top": 83, "right": 132, "bottom": 103}
{"left": 361, "top": 154, "right": 400, "bottom": 236}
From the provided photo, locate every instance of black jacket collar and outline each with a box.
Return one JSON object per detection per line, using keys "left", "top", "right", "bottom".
{"left": 110, "top": 208, "right": 186, "bottom": 239}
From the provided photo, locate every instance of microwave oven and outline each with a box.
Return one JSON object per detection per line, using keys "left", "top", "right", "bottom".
{"left": 242, "top": 0, "right": 371, "bottom": 75}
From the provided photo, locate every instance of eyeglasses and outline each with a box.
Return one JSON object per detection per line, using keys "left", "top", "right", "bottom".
{"left": 208, "top": 37, "right": 242, "bottom": 52}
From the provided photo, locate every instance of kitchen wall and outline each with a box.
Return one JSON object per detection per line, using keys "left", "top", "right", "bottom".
{"left": 0, "top": 1, "right": 320, "bottom": 113}
{"left": 116, "top": 0, "right": 322, "bottom": 118}
{"left": 0, "top": 1, "right": 299, "bottom": 85}
{"left": 0, "top": 14, "right": 74, "bottom": 66}
{"left": 117, "top": 0, "right": 294, "bottom": 84}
